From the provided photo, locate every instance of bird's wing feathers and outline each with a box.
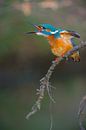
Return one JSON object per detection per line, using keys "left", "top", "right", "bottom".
{"left": 60, "top": 30, "right": 80, "bottom": 38}
{"left": 66, "top": 30, "right": 80, "bottom": 38}
{"left": 59, "top": 30, "right": 80, "bottom": 47}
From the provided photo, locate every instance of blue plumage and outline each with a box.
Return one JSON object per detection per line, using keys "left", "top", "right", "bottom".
{"left": 40, "top": 24, "right": 57, "bottom": 31}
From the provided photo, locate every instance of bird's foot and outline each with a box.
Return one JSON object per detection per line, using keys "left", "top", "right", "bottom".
{"left": 52, "top": 57, "right": 59, "bottom": 63}
{"left": 54, "top": 57, "right": 58, "bottom": 62}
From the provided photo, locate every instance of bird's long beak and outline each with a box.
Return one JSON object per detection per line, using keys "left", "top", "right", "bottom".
{"left": 26, "top": 24, "right": 41, "bottom": 35}
{"left": 33, "top": 24, "right": 41, "bottom": 30}
{"left": 26, "top": 31, "right": 36, "bottom": 34}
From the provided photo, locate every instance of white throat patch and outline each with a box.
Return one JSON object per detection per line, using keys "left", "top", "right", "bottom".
{"left": 36, "top": 32, "right": 47, "bottom": 36}
{"left": 36, "top": 30, "right": 59, "bottom": 36}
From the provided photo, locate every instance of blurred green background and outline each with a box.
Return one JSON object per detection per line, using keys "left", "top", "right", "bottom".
{"left": 0, "top": 0, "right": 86, "bottom": 130}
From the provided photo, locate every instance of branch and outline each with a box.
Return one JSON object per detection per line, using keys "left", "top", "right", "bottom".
{"left": 78, "top": 96, "right": 86, "bottom": 130}
{"left": 26, "top": 41, "right": 86, "bottom": 121}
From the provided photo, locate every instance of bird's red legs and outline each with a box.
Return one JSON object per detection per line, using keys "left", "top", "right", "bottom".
{"left": 54, "top": 54, "right": 64, "bottom": 62}
{"left": 54, "top": 57, "right": 59, "bottom": 62}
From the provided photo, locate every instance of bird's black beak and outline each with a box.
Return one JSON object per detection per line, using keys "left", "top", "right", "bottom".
{"left": 26, "top": 31, "right": 36, "bottom": 34}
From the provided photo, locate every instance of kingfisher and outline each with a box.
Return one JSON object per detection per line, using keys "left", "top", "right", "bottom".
{"left": 26, "top": 23, "right": 80, "bottom": 62}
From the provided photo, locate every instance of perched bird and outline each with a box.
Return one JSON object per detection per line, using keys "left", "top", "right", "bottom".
{"left": 27, "top": 23, "right": 80, "bottom": 61}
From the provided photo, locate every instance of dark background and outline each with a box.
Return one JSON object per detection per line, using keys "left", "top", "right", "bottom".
{"left": 0, "top": 0, "right": 86, "bottom": 130}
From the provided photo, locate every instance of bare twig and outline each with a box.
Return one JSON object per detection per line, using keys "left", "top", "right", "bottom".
{"left": 78, "top": 96, "right": 86, "bottom": 130}
{"left": 26, "top": 41, "right": 86, "bottom": 127}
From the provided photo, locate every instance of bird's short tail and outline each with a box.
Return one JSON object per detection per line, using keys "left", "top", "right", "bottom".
{"left": 70, "top": 51, "right": 80, "bottom": 62}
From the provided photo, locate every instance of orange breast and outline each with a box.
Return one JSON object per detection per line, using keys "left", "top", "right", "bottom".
{"left": 47, "top": 36, "right": 73, "bottom": 57}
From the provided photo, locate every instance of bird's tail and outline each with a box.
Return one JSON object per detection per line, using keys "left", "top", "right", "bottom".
{"left": 70, "top": 51, "right": 80, "bottom": 62}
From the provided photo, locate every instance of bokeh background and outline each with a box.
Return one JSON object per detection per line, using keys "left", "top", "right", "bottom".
{"left": 0, "top": 0, "right": 86, "bottom": 130}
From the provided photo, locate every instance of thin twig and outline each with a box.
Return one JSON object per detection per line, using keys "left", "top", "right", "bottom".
{"left": 78, "top": 96, "right": 86, "bottom": 130}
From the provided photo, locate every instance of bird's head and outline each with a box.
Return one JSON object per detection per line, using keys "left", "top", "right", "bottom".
{"left": 26, "top": 23, "right": 59, "bottom": 37}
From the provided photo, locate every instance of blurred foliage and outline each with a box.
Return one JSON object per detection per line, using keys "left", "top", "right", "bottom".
{"left": 0, "top": 0, "right": 86, "bottom": 130}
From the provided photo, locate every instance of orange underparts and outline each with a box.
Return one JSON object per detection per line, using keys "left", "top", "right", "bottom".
{"left": 46, "top": 35, "right": 80, "bottom": 62}
{"left": 47, "top": 35, "right": 73, "bottom": 57}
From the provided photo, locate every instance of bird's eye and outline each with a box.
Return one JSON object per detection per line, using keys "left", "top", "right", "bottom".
{"left": 42, "top": 26, "right": 46, "bottom": 29}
